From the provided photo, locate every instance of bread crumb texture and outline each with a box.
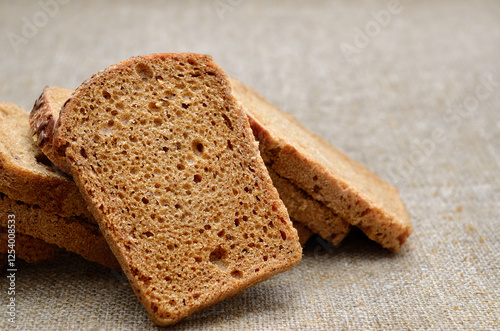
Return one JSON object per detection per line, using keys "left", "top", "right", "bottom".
{"left": 53, "top": 53, "right": 302, "bottom": 326}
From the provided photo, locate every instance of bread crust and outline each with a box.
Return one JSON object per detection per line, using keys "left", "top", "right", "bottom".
{"left": 0, "top": 193, "right": 119, "bottom": 269}
{"left": 229, "top": 78, "right": 412, "bottom": 252}
{"left": 0, "top": 102, "right": 94, "bottom": 221}
{"left": 30, "top": 86, "right": 73, "bottom": 174}
{"left": 53, "top": 53, "right": 302, "bottom": 326}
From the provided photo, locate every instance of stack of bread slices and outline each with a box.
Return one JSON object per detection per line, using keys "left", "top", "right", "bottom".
{"left": 0, "top": 53, "right": 412, "bottom": 326}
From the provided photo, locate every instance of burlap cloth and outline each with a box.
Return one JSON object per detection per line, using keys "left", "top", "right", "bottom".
{"left": 0, "top": 1, "right": 498, "bottom": 329}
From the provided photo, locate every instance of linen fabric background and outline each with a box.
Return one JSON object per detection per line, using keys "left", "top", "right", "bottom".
{"left": 0, "top": 1, "right": 498, "bottom": 329}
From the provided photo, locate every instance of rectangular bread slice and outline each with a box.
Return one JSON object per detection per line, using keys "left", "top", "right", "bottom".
{"left": 29, "top": 86, "right": 313, "bottom": 245}
{"left": 229, "top": 78, "right": 413, "bottom": 252}
{"left": 1, "top": 227, "right": 59, "bottom": 264}
{"left": 0, "top": 102, "right": 94, "bottom": 221}
{"left": 0, "top": 192, "right": 119, "bottom": 269}
{"left": 52, "top": 53, "right": 302, "bottom": 326}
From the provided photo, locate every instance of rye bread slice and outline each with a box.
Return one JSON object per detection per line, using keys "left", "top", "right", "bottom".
{"left": 1, "top": 227, "right": 59, "bottom": 264}
{"left": 268, "top": 168, "right": 350, "bottom": 245}
{"left": 53, "top": 53, "right": 302, "bottom": 326}
{"left": 0, "top": 102, "right": 94, "bottom": 220}
{"left": 30, "top": 86, "right": 73, "bottom": 174}
{"left": 292, "top": 220, "right": 313, "bottom": 246}
{"left": 0, "top": 192, "right": 119, "bottom": 269}
{"left": 29, "top": 86, "right": 316, "bottom": 245}
{"left": 229, "top": 78, "right": 413, "bottom": 252}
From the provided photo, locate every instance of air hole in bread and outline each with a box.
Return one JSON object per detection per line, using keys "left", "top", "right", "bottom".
{"left": 217, "top": 229, "right": 225, "bottom": 237}
{"left": 102, "top": 91, "right": 112, "bottom": 99}
{"left": 80, "top": 148, "right": 87, "bottom": 159}
{"left": 221, "top": 113, "right": 233, "bottom": 131}
{"left": 143, "top": 231, "right": 154, "bottom": 237}
{"left": 142, "top": 197, "right": 149, "bottom": 204}
{"left": 148, "top": 102, "right": 161, "bottom": 112}
{"left": 192, "top": 140, "right": 204, "bottom": 155}
{"left": 234, "top": 219, "right": 240, "bottom": 227}
{"left": 209, "top": 246, "right": 227, "bottom": 271}
{"left": 227, "top": 140, "right": 233, "bottom": 150}
{"left": 230, "top": 270, "right": 243, "bottom": 279}
{"left": 280, "top": 230, "right": 287, "bottom": 240}
{"left": 154, "top": 118, "right": 163, "bottom": 126}
{"left": 313, "top": 185, "right": 321, "bottom": 193}
{"left": 193, "top": 174, "right": 202, "bottom": 183}
{"left": 135, "top": 63, "right": 154, "bottom": 81}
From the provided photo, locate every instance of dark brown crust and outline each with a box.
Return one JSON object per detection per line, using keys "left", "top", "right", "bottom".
{"left": 229, "top": 78, "right": 413, "bottom": 252}
{"left": 0, "top": 227, "right": 59, "bottom": 264}
{"left": 0, "top": 193, "right": 119, "bottom": 269}
{"left": 53, "top": 53, "right": 302, "bottom": 326}
{"left": 30, "top": 86, "right": 73, "bottom": 174}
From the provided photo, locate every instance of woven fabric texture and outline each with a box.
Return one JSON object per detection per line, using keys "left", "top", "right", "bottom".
{"left": 0, "top": 1, "right": 498, "bottom": 329}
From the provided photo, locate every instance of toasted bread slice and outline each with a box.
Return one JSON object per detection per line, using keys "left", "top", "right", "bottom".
{"left": 53, "top": 53, "right": 302, "bottom": 326}
{"left": 230, "top": 78, "right": 412, "bottom": 252}
{"left": 31, "top": 86, "right": 73, "bottom": 174}
{"left": 0, "top": 102, "right": 93, "bottom": 220}
{"left": 1, "top": 227, "right": 59, "bottom": 264}
{"left": 0, "top": 193, "right": 119, "bottom": 269}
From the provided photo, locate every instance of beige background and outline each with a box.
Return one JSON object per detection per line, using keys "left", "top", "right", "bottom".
{"left": 0, "top": 0, "right": 499, "bottom": 329}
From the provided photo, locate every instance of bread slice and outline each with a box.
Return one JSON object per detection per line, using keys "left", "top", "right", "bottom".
{"left": 292, "top": 220, "right": 313, "bottom": 246}
{"left": 0, "top": 102, "right": 93, "bottom": 220}
{"left": 30, "top": 86, "right": 73, "bottom": 174}
{"left": 268, "top": 168, "right": 350, "bottom": 245}
{"left": 0, "top": 192, "right": 119, "bottom": 269}
{"left": 53, "top": 53, "right": 302, "bottom": 326}
{"left": 29, "top": 86, "right": 317, "bottom": 247}
{"left": 229, "top": 78, "right": 413, "bottom": 252}
{"left": 1, "top": 227, "right": 59, "bottom": 264}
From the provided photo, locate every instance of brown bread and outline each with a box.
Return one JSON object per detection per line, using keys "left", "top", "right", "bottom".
{"left": 29, "top": 86, "right": 315, "bottom": 245}
{"left": 0, "top": 193, "right": 119, "bottom": 269}
{"left": 292, "top": 221, "right": 313, "bottom": 246}
{"left": 53, "top": 53, "right": 302, "bottom": 326}
{"left": 30, "top": 86, "right": 73, "bottom": 174}
{"left": 0, "top": 102, "right": 94, "bottom": 220}
{"left": 0, "top": 227, "right": 59, "bottom": 264}
{"left": 229, "top": 78, "right": 413, "bottom": 252}
{"left": 268, "top": 168, "right": 350, "bottom": 245}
